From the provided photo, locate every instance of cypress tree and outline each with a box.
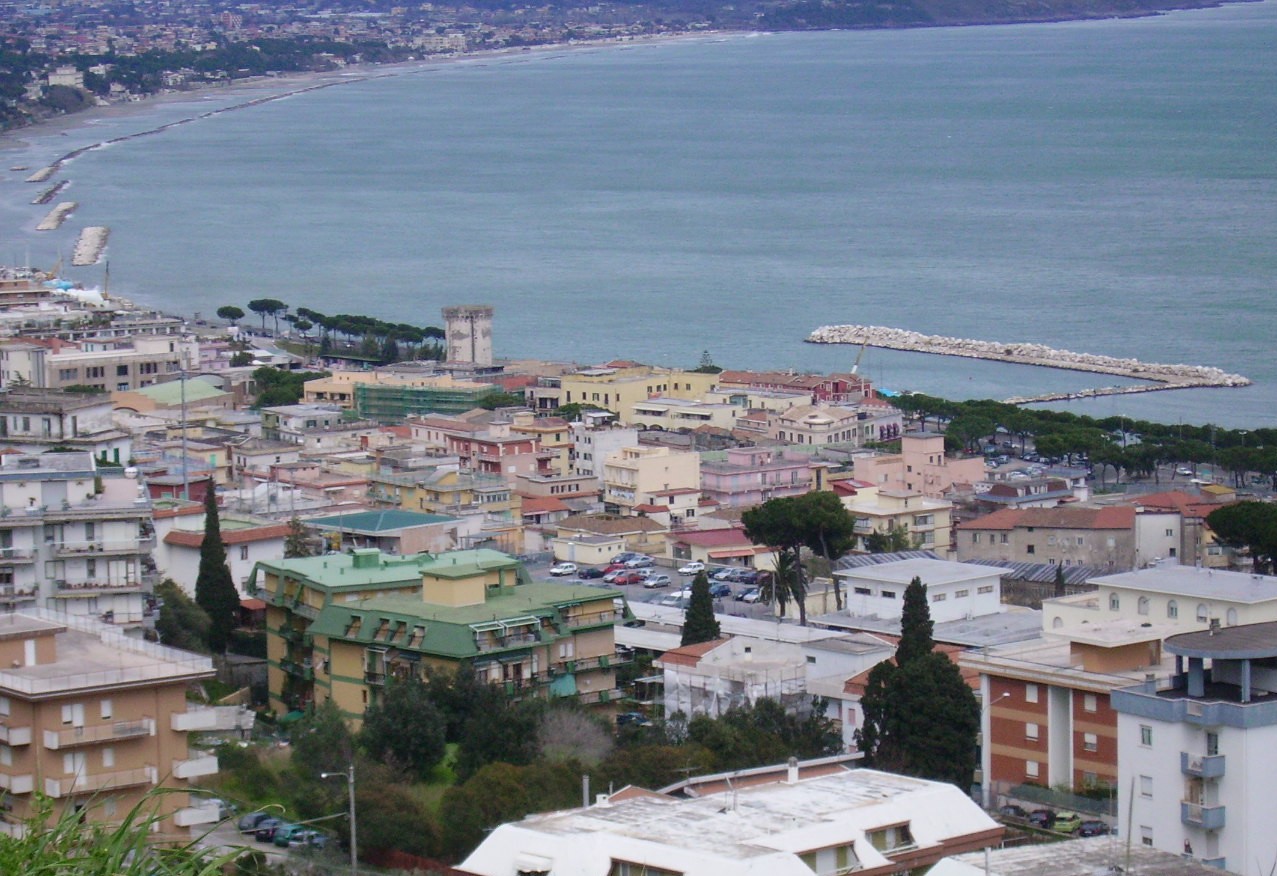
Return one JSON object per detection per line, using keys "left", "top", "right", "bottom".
{"left": 195, "top": 489, "right": 239, "bottom": 653}
{"left": 681, "top": 571, "right": 721, "bottom": 646}
{"left": 895, "top": 576, "right": 934, "bottom": 666}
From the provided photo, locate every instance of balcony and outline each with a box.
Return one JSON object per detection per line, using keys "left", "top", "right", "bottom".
{"left": 0, "top": 588, "right": 37, "bottom": 602}
{"left": 52, "top": 540, "right": 149, "bottom": 558}
{"left": 171, "top": 705, "right": 255, "bottom": 733}
{"left": 52, "top": 578, "right": 143, "bottom": 595}
{"left": 172, "top": 754, "right": 219, "bottom": 779}
{"left": 44, "top": 765, "right": 156, "bottom": 798}
{"left": 44, "top": 718, "right": 154, "bottom": 749}
{"left": 0, "top": 723, "right": 32, "bottom": 745}
{"left": 562, "top": 609, "right": 626, "bottom": 630}
{"left": 1181, "top": 751, "right": 1226, "bottom": 779}
{"left": 173, "top": 805, "right": 221, "bottom": 828}
{"left": 0, "top": 547, "right": 35, "bottom": 563}
{"left": 1181, "top": 801, "right": 1226, "bottom": 830}
{"left": 0, "top": 773, "right": 33, "bottom": 794}
{"left": 279, "top": 659, "right": 314, "bottom": 681}
{"left": 364, "top": 671, "right": 385, "bottom": 686}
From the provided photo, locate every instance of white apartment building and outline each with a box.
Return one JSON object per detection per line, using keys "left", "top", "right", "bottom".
{"left": 0, "top": 335, "right": 199, "bottom": 393}
{"left": 602, "top": 444, "right": 700, "bottom": 519}
{"left": 1112, "top": 621, "right": 1277, "bottom": 872}
{"left": 0, "top": 387, "right": 131, "bottom": 463}
{"left": 569, "top": 419, "right": 638, "bottom": 480}
{"left": 0, "top": 452, "right": 153, "bottom": 623}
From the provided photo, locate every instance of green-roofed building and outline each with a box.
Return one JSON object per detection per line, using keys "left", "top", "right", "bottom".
{"left": 251, "top": 547, "right": 632, "bottom": 724}
{"left": 307, "top": 508, "right": 458, "bottom": 555}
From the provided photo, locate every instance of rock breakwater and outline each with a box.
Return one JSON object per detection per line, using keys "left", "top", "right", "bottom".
{"left": 806, "top": 324, "right": 1251, "bottom": 402}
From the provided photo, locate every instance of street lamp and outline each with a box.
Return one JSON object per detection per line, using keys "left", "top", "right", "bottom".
{"left": 981, "top": 692, "right": 1011, "bottom": 810}
{"left": 321, "top": 761, "right": 357, "bottom": 876}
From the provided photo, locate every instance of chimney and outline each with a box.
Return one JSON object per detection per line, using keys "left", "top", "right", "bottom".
{"left": 786, "top": 756, "right": 799, "bottom": 784}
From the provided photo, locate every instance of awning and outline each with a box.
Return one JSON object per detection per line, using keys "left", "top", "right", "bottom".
{"left": 240, "top": 598, "right": 267, "bottom": 611}
{"left": 708, "top": 548, "right": 758, "bottom": 559}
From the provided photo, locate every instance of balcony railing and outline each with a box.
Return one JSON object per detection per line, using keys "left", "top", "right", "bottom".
{"left": 52, "top": 578, "right": 144, "bottom": 594}
{"left": 172, "top": 755, "right": 219, "bottom": 779}
{"left": 1181, "top": 801, "right": 1226, "bottom": 830}
{"left": 1181, "top": 751, "right": 1226, "bottom": 778}
{"left": 44, "top": 765, "right": 156, "bottom": 798}
{"left": 0, "top": 723, "right": 31, "bottom": 746}
{"left": 0, "top": 588, "right": 36, "bottom": 602}
{"left": 0, "top": 773, "right": 33, "bottom": 794}
{"left": 171, "top": 706, "right": 255, "bottom": 733}
{"left": 279, "top": 659, "right": 314, "bottom": 681}
{"left": 364, "top": 671, "right": 386, "bottom": 686}
{"left": 44, "top": 718, "right": 154, "bottom": 749}
{"left": 562, "top": 609, "right": 625, "bottom": 630}
{"left": 53, "top": 540, "right": 150, "bottom": 557}
{"left": 0, "top": 547, "right": 35, "bottom": 562}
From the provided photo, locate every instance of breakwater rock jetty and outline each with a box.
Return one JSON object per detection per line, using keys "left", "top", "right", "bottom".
{"left": 806, "top": 324, "right": 1251, "bottom": 402}
{"left": 71, "top": 226, "right": 109, "bottom": 266}
{"left": 36, "top": 201, "right": 77, "bottom": 231}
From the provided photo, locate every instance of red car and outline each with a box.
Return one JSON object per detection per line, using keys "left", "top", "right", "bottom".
{"left": 614, "top": 571, "right": 645, "bottom": 585}
{"left": 603, "top": 562, "right": 627, "bottom": 574}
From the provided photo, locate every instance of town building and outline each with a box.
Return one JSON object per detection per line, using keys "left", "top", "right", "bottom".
{"left": 852, "top": 434, "right": 988, "bottom": 500}
{"left": 629, "top": 396, "right": 742, "bottom": 432}
{"left": 301, "top": 370, "right": 498, "bottom": 420}
{"left": 0, "top": 335, "right": 199, "bottom": 393}
{"left": 0, "top": 452, "right": 153, "bottom": 624}
{"left": 717, "top": 369, "right": 875, "bottom": 404}
{"left": 410, "top": 413, "right": 555, "bottom": 478}
{"left": 602, "top": 444, "right": 700, "bottom": 520}
{"left": 554, "top": 363, "right": 720, "bottom": 421}
{"left": 0, "top": 388, "right": 130, "bottom": 463}
{"left": 1112, "top": 621, "right": 1277, "bottom": 872}
{"left": 569, "top": 417, "right": 639, "bottom": 480}
{"left": 769, "top": 402, "right": 900, "bottom": 448}
{"left": 699, "top": 445, "right": 827, "bottom": 508}
{"left": 834, "top": 558, "right": 1002, "bottom": 625}
{"left": 666, "top": 525, "right": 776, "bottom": 571}
{"left": 837, "top": 482, "right": 954, "bottom": 556}
{"left": 458, "top": 764, "right": 1002, "bottom": 876}
{"left": 553, "top": 513, "right": 668, "bottom": 562}
{"left": 252, "top": 548, "right": 629, "bottom": 722}
{"left": 956, "top": 506, "right": 1138, "bottom": 570}
{"left": 0, "top": 608, "right": 242, "bottom": 837}
{"left": 155, "top": 513, "right": 290, "bottom": 597}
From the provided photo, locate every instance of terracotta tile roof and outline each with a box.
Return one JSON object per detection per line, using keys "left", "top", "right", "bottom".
{"left": 658, "top": 638, "right": 727, "bottom": 666}
{"left": 843, "top": 641, "right": 978, "bottom": 695}
{"left": 956, "top": 505, "right": 1136, "bottom": 532}
{"left": 520, "top": 495, "right": 571, "bottom": 514}
{"left": 558, "top": 514, "right": 666, "bottom": 535}
{"left": 163, "top": 523, "right": 291, "bottom": 547}
{"left": 633, "top": 503, "right": 668, "bottom": 513}
{"left": 669, "top": 526, "right": 753, "bottom": 547}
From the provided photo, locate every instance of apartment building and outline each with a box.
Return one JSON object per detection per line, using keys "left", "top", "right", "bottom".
{"left": 0, "top": 388, "right": 130, "bottom": 463}
{"left": 956, "top": 506, "right": 1138, "bottom": 570}
{"left": 553, "top": 363, "right": 719, "bottom": 420}
{"left": 302, "top": 370, "right": 498, "bottom": 420}
{"left": 835, "top": 558, "right": 1002, "bottom": 625}
{"left": 507, "top": 411, "right": 572, "bottom": 476}
{"left": 0, "top": 335, "right": 199, "bottom": 393}
{"left": 569, "top": 418, "right": 639, "bottom": 480}
{"left": 770, "top": 402, "right": 901, "bottom": 448}
{"left": 253, "top": 548, "right": 630, "bottom": 723}
{"left": 0, "top": 452, "right": 154, "bottom": 624}
{"left": 1112, "top": 622, "right": 1277, "bottom": 872}
{"left": 0, "top": 609, "right": 234, "bottom": 836}
{"left": 699, "top": 446, "right": 825, "bottom": 508}
{"left": 629, "top": 396, "right": 742, "bottom": 432}
{"left": 837, "top": 482, "right": 954, "bottom": 557}
{"left": 410, "top": 414, "right": 555, "bottom": 478}
{"left": 852, "top": 432, "right": 988, "bottom": 500}
{"left": 717, "top": 369, "right": 875, "bottom": 404}
{"left": 602, "top": 445, "right": 700, "bottom": 520}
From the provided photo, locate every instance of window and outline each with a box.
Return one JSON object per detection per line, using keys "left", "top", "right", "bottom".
{"left": 1206, "top": 732, "right": 1219, "bottom": 756}
{"left": 854, "top": 587, "right": 871, "bottom": 595}
{"left": 972, "top": 533, "right": 980, "bottom": 544}
{"left": 116, "top": 365, "right": 129, "bottom": 376}
{"left": 1077, "top": 536, "right": 1084, "bottom": 546}
{"left": 1140, "top": 826, "right": 1153, "bottom": 847}
{"left": 955, "top": 589, "right": 969, "bottom": 598}
{"left": 1138, "top": 596, "right": 1150, "bottom": 615}
{"left": 1166, "top": 528, "right": 1174, "bottom": 537}
{"left": 1025, "top": 722, "right": 1040, "bottom": 741}
{"left": 0, "top": 696, "right": 8, "bottom": 716}
{"left": 1140, "top": 725, "right": 1152, "bottom": 747}
{"left": 1048, "top": 535, "right": 1057, "bottom": 545}
{"left": 978, "top": 585, "right": 994, "bottom": 594}
{"left": 1083, "top": 693, "right": 1097, "bottom": 712}
{"left": 1139, "top": 775, "right": 1153, "bottom": 798}
{"left": 0, "top": 744, "right": 9, "bottom": 766}
{"left": 608, "top": 861, "right": 681, "bottom": 876}
{"left": 932, "top": 593, "right": 946, "bottom": 602}
{"left": 881, "top": 590, "right": 896, "bottom": 599}
{"left": 1025, "top": 683, "right": 1039, "bottom": 704}
{"left": 1000, "top": 533, "right": 1009, "bottom": 544}
{"left": 102, "top": 746, "right": 115, "bottom": 768}
{"left": 1083, "top": 732, "right": 1098, "bottom": 752}
{"left": 1167, "top": 600, "right": 1178, "bottom": 619}
{"left": 240, "top": 545, "right": 249, "bottom": 561}
{"left": 1026, "top": 760, "right": 1040, "bottom": 779}
{"left": 100, "top": 699, "right": 112, "bottom": 720}
{"left": 1196, "top": 604, "right": 1208, "bottom": 622}
{"left": 1026, "top": 544, "right": 1036, "bottom": 555}
{"left": 866, "top": 823, "right": 914, "bottom": 853}
{"left": 1109, "top": 593, "right": 1120, "bottom": 611}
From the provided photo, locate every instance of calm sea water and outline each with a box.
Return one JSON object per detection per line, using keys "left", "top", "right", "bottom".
{"left": 1, "top": 2, "right": 1274, "bottom": 428}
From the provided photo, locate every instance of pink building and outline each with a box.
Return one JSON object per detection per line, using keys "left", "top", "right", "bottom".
{"left": 700, "top": 446, "right": 826, "bottom": 507}
{"left": 853, "top": 432, "right": 987, "bottom": 500}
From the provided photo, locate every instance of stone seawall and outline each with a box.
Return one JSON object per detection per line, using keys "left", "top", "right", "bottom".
{"left": 806, "top": 324, "right": 1250, "bottom": 402}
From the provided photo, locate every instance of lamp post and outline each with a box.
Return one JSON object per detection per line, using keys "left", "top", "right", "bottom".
{"left": 981, "top": 692, "right": 1011, "bottom": 810}
{"left": 321, "top": 761, "right": 357, "bottom": 876}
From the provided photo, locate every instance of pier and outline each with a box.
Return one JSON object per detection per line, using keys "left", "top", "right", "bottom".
{"left": 806, "top": 324, "right": 1251, "bottom": 404}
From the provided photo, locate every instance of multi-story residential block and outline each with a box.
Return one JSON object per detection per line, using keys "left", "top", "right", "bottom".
{"left": 602, "top": 445, "right": 700, "bottom": 520}
{"left": 0, "top": 388, "right": 131, "bottom": 463}
{"left": 0, "top": 452, "right": 153, "bottom": 623}
{"left": 956, "top": 506, "right": 1138, "bottom": 569}
{"left": 410, "top": 414, "right": 555, "bottom": 478}
{"left": 852, "top": 432, "right": 988, "bottom": 500}
{"left": 260, "top": 403, "right": 365, "bottom": 444}
{"left": 1109, "top": 490, "right": 1238, "bottom": 569}
{"left": 971, "top": 476, "right": 1076, "bottom": 512}
{"left": 0, "top": 334, "right": 199, "bottom": 393}
{"left": 836, "top": 482, "right": 954, "bottom": 556}
{"left": 252, "top": 548, "right": 630, "bottom": 722}
{"left": 699, "top": 445, "right": 826, "bottom": 508}
{"left": 0, "top": 608, "right": 240, "bottom": 836}
{"left": 459, "top": 765, "right": 1001, "bottom": 876}
{"left": 569, "top": 418, "right": 639, "bottom": 480}
{"left": 302, "top": 370, "right": 498, "bottom": 420}
{"left": 507, "top": 411, "right": 572, "bottom": 475}
{"left": 770, "top": 402, "right": 901, "bottom": 448}
{"left": 156, "top": 513, "right": 290, "bottom": 597}
{"left": 717, "top": 369, "right": 875, "bottom": 404}
{"left": 629, "top": 396, "right": 742, "bottom": 432}
{"left": 365, "top": 464, "right": 520, "bottom": 550}
{"left": 555, "top": 363, "right": 720, "bottom": 420}
{"left": 228, "top": 438, "right": 301, "bottom": 477}
{"left": 1112, "top": 621, "right": 1277, "bottom": 872}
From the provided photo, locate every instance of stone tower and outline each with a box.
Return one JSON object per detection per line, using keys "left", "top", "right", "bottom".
{"left": 442, "top": 305, "right": 494, "bottom": 365}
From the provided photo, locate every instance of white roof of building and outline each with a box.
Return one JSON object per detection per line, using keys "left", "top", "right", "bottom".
{"left": 949, "top": 834, "right": 1223, "bottom": 876}
{"left": 460, "top": 768, "right": 998, "bottom": 876}
{"left": 1091, "top": 563, "right": 1277, "bottom": 604}
{"left": 835, "top": 558, "right": 999, "bottom": 587}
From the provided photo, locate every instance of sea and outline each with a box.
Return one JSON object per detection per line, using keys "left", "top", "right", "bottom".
{"left": 0, "top": 0, "right": 1274, "bottom": 429}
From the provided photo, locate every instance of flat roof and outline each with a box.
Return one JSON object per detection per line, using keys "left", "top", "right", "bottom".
{"left": 814, "top": 608, "right": 1044, "bottom": 648}
{"left": 950, "top": 834, "right": 1223, "bottom": 876}
{"left": 1091, "top": 564, "right": 1277, "bottom": 604}
{"left": 308, "top": 509, "right": 455, "bottom": 532}
{"left": 835, "top": 557, "right": 999, "bottom": 587}
{"left": 1165, "top": 621, "right": 1277, "bottom": 660}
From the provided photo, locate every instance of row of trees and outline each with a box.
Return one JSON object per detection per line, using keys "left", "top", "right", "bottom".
{"left": 219, "top": 300, "right": 448, "bottom": 365}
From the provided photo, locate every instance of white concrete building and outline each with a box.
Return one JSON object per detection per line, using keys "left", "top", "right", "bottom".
{"left": 1112, "top": 621, "right": 1277, "bottom": 872}
{"left": 569, "top": 419, "right": 638, "bottom": 480}
{"left": 458, "top": 765, "right": 1002, "bottom": 876}
{"left": 835, "top": 558, "right": 1003, "bottom": 625}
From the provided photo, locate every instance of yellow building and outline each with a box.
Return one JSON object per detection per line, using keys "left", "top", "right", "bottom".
{"left": 558, "top": 364, "right": 720, "bottom": 423}
{"left": 253, "top": 548, "right": 630, "bottom": 724}
{"left": 837, "top": 483, "right": 954, "bottom": 557}
{"left": 509, "top": 411, "right": 573, "bottom": 475}
{"left": 0, "top": 609, "right": 244, "bottom": 837}
{"left": 602, "top": 445, "right": 701, "bottom": 521}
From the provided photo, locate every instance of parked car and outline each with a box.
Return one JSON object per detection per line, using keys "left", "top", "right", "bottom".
{"left": 678, "top": 561, "right": 706, "bottom": 575}
{"left": 290, "top": 830, "right": 328, "bottom": 849}
{"left": 549, "top": 562, "right": 578, "bottom": 577}
{"left": 740, "top": 587, "right": 763, "bottom": 604}
{"left": 603, "top": 569, "right": 628, "bottom": 583}
{"left": 1078, "top": 819, "right": 1111, "bottom": 837}
{"left": 643, "top": 574, "right": 673, "bottom": 589}
{"left": 273, "top": 824, "right": 307, "bottom": 847}
{"left": 577, "top": 566, "right": 606, "bottom": 579}
{"left": 615, "top": 571, "right": 646, "bottom": 586}
{"left": 1177, "top": 467, "right": 1194, "bottom": 476}
{"left": 659, "top": 594, "right": 688, "bottom": 607}
{"left": 1051, "top": 811, "right": 1083, "bottom": 833}
{"left": 624, "top": 556, "right": 655, "bottom": 569}
{"left": 254, "top": 818, "right": 285, "bottom": 842}
{"left": 712, "top": 567, "right": 737, "bottom": 581}
{"left": 611, "top": 552, "right": 641, "bottom": 564}
{"left": 616, "top": 711, "right": 653, "bottom": 727}
{"left": 738, "top": 570, "right": 761, "bottom": 585}
{"left": 1027, "top": 809, "right": 1056, "bottom": 829}
{"left": 603, "top": 562, "right": 628, "bottom": 573}
{"left": 709, "top": 583, "right": 732, "bottom": 598}
{"left": 998, "top": 804, "right": 1028, "bottom": 819}
{"left": 238, "top": 811, "right": 273, "bottom": 834}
